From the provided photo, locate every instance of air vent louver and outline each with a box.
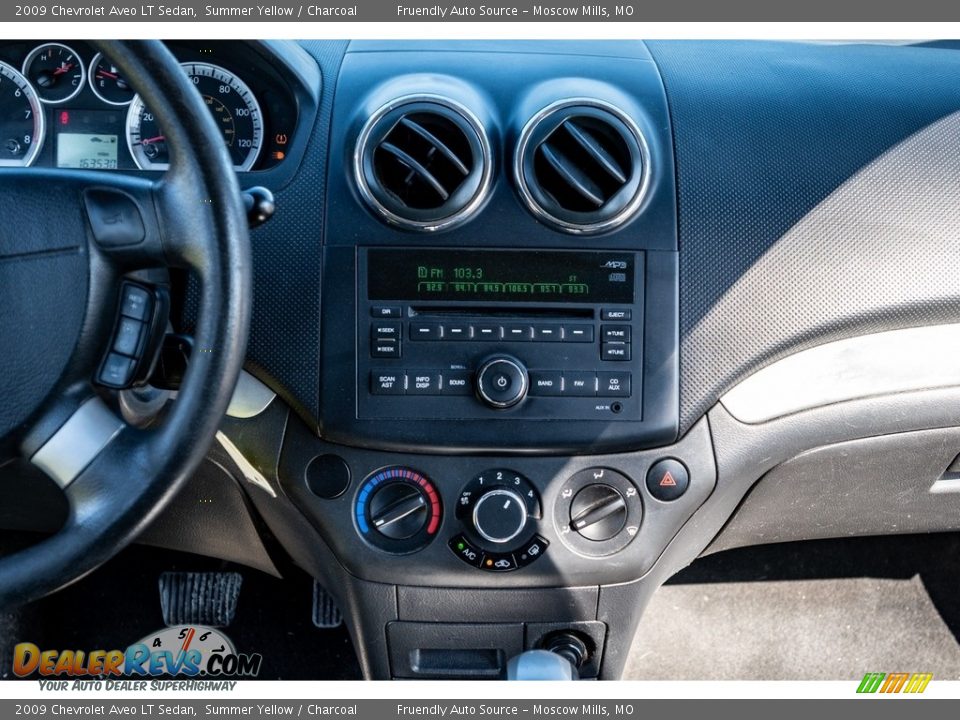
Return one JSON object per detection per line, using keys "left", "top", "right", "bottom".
{"left": 355, "top": 96, "right": 491, "bottom": 232}
{"left": 516, "top": 100, "right": 648, "bottom": 234}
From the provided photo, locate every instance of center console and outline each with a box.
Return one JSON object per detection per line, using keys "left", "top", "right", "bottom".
{"left": 273, "top": 41, "right": 713, "bottom": 680}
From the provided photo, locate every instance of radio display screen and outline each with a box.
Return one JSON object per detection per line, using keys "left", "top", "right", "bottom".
{"left": 367, "top": 249, "right": 635, "bottom": 304}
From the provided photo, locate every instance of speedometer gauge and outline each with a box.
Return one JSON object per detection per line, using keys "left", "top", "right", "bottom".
{"left": 0, "top": 61, "right": 44, "bottom": 167}
{"left": 126, "top": 62, "right": 263, "bottom": 171}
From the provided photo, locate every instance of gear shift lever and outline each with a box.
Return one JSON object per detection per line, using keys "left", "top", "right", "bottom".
{"left": 507, "top": 632, "right": 589, "bottom": 680}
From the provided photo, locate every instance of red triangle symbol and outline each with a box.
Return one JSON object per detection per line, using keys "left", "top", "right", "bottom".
{"left": 660, "top": 471, "right": 677, "bottom": 487}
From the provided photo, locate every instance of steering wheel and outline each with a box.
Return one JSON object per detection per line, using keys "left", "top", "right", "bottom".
{"left": 0, "top": 41, "right": 251, "bottom": 607}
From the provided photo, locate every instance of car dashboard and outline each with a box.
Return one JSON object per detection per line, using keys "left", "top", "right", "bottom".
{"left": 4, "top": 38, "right": 960, "bottom": 681}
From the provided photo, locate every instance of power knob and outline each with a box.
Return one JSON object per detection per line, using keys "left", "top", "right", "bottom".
{"left": 476, "top": 356, "right": 528, "bottom": 409}
{"left": 472, "top": 488, "right": 529, "bottom": 544}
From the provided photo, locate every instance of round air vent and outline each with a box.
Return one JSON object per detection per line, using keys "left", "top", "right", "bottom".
{"left": 354, "top": 95, "right": 492, "bottom": 232}
{"left": 514, "top": 99, "right": 649, "bottom": 235}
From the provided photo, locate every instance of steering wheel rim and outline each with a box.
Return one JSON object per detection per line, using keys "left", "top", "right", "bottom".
{"left": 0, "top": 40, "right": 251, "bottom": 608}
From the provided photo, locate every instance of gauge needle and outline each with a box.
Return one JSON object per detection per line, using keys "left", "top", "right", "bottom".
{"left": 97, "top": 69, "right": 118, "bottom": 79}
{"left": 139, "top": 136, "right": 166, "bottom": 145}
{"left": 53, "top": 63, "right": 74, "bottom": 76}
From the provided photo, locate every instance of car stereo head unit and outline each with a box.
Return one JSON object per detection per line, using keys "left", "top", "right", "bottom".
{"left": 357, "top": 247, "right": 644, "bottom": 424}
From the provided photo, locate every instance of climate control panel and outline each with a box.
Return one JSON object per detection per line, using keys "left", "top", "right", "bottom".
{"left": 355, "top": 467, "right": 442, "bottom": 554}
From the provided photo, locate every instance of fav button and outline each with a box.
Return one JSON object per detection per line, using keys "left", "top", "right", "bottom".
{"left": 646, "top": 458, "right": 690, "bottom": 502}
{"left": 563, "top": 371, "right": 597, "bottom": 396}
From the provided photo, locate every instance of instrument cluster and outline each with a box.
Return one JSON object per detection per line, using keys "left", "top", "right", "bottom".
{"left": 0, "top": 40, "right": 299, "bottom": 173}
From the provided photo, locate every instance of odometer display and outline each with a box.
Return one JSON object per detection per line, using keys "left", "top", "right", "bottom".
{"left": 0, "top": 61, "right": 44, "bottom": 167}
{"left": 126, "top": 62, "right": 263, "bottom": 171}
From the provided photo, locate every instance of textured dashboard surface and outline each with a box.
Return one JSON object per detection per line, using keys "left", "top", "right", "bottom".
{"left": 646, "top": 41, "right": 960, "bottom": 434}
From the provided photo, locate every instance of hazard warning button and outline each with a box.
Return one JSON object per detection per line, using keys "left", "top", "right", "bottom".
{"left": 646, "top": 458, "right": 689, "bottom": 502}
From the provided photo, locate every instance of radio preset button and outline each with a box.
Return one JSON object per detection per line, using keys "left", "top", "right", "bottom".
{"left": 563, "top": 324, "right": 594, "bottom": 343}
{"left": 503, "top": 324, "right": 533, "bottom": 341}
{"left": 597, "top": 371, "right": 631, "bottom": 397}
{"left": 532, "top": 324, "right": 563, "bottom": 342}
{"left": 474, "top": 324, "right": 502, "bottom": 341}
{"left": 371, "top": 371, "right": 406, "bottom": 395}
{"left": 410, "top": 322, "right": 443, "bottom": 340}
{"left": 529, "top": 371, "right": 563, "bottom": 396}
{"left": 445, "top": 323, "right": 473, "bottom": 340}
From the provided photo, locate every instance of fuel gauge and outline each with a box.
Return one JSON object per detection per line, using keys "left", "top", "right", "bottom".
{"left": 22, "top": 43, "right": 85, "bottom": 105}
{"left": 88, "top": 52, "right": 134, "bottom": 106}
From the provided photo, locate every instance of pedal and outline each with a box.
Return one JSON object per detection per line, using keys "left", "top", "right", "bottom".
{"left": 159, "top": 571, "right": 242, "bottom": 628}
{"left": 312, "top": 581, "right": 343, "bottom": 628}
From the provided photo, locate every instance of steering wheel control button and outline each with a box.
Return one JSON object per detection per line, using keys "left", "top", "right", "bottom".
{"left": 83, "top": 189, "right": 146, "bottom": 247}
{"left": 305, "top": 454, "right": 351, "bottom": 500}
{"left": 476, "top": 356, "right": 528, "bottom": 408}
{"left": 554, "top": 468, "right": 642, "bottom": 557}
{"left": 646, "top": 459, "right": 690, "bottom": 502}
{"left": 120, "top": 284, "right": 151, "bottom": 320}
{"left": 472, "top": 488, "right": 528, "bottom": 544}
{"left": 370, "top": 370, "right": 406, "bottom": 395}
{"left": 597, "top": 372, "right": 631, "bottom": 397}
{"left": 570, "top": 485, "right": 627, "bottom": 541}
{"left": 112, "top": 317, "right": 144, "bottom": 356}
{"left": 355, "top": 467, "right": 442, "bottom": 554}
{"left": 99, "top": 352, "right": 135, "bottom": 387}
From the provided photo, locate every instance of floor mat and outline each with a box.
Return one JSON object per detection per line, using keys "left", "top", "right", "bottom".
{"left": 626, "top": 534, "right": 960, "bottom": 680}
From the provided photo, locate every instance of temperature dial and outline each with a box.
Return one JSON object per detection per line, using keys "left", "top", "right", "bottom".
{"left": 22, "top": 43, "right": 85, "bottom": 105}
{"left": 355, "top": 467, "right": 442, "bottom": 554}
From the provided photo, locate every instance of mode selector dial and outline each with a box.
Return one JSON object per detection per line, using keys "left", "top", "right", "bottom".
{"left": 472, "top": 488, "right": 528, "bottom": 544}
{"left": 476, "top": 356, "right": 528, "bottom": 409}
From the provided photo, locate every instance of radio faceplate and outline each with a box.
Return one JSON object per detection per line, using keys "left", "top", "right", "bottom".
{"left": 358, "top": 248, "right": 644, "bottom": 423}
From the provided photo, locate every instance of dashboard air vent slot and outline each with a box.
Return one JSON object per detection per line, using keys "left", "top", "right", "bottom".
{"left": 516, "top": 99, "right": 649, "bottom": 235}
{"left": 355, "top": 96, "right": 492, "bottom": 232}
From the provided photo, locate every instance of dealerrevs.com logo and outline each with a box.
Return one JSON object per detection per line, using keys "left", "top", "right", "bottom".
{"left": 13, "top": 626, "right": 262, "bottom": 679}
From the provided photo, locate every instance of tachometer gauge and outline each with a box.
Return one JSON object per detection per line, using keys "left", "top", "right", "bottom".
{"left": 0, "top": 61, "right": 45, "bottom": 167}
{"left": 126, "top": 62, "right": 263, "bottom": 171}
{"left": 22, "top": 43, "right": 85, "bottom": 105}
{"left": 88, "top": 52, "right": 134, "bottom": 106}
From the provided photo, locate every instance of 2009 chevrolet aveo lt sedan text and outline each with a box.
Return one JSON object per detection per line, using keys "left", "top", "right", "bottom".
{"left": 2, "top": 39, "right": 960, "bottom": 681}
